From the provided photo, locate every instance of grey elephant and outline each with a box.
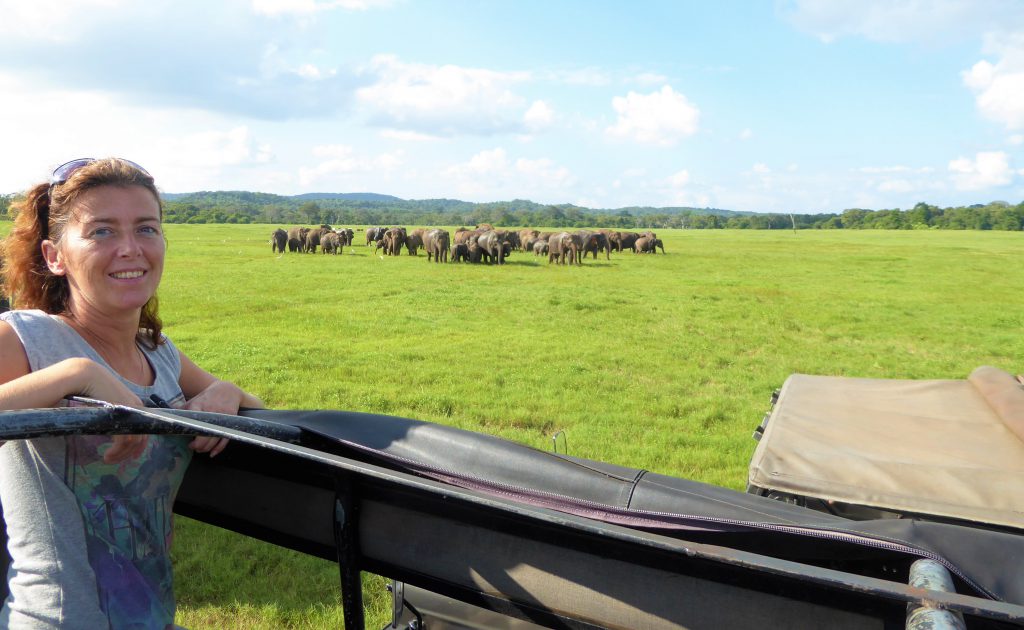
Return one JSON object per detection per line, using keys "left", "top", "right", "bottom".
{"left": 532, "top": 240, "right": 549, "bottom": 256}
{"left": 450, "top": 242, "right": 470, "bottom": 263}
{"left": 476, "top": 231, "right": 507, "bottom": 265}
{"left": 548, "top": 232, "right": 580, "bottom": 265}
{"left": 287, "top": 227, "right": 310, "bottom": 252}
{"left": 405, "top": 233, "right": 424, "bottom": 256}
{"left": 271, "top": 228, "right": 287, "bottom": 253}
{"left": 321, "top": 232, "right": 342, "bottom": 254}
{"left": 424, "top": 229, "right": 451, "bottom": 263}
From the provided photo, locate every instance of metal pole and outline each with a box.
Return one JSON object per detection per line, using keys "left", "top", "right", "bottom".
{"left": 334, "top": 474, "right": 365, "bottom": 630}
{"left": 906, "top": 559, "right": 966, "bottom": 630}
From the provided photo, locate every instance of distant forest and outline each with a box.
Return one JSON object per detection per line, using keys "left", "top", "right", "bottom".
{"left": 1, "top": 191, "right": 1022, "bottom": 231}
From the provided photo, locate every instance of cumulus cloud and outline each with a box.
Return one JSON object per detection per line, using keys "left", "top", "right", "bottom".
{"left": 739, "top": 128, "right": 753, "bottom": 140}
{"left": 0, "top": 1, "right": 364, "bottom": 120}
{"left": 251, "top": 0, "right": 392, "bottom": 16}
{"left": 299, "top": 144, "right": 403, "bottom": 186}
{"left": 752, "top": 163, "right": 771, "bottom": 174}
{"left": 963, "top": 32, "right": 1024, "bottom": 130}
{"left": 781, "top": 0, "right": 1008, "bottom": 44}
{"left": 523, "top": 100, "right": 555, "bottom": 131}
{"left": 605, "top": 85, "right": 700, "bottom": 146}
{"left": 948, "top": 151, "right": 1014, "bottom": 190}
{"left": 356, "top": 55, "right": 535, "bottom": 136}
{"left": 443, "top": 148, "right": 574, "bottom": 200}
{"left": 162, "top": 126, "right": 273, "bottom": 168}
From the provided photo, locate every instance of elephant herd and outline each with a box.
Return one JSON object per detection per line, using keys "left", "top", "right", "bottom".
{"left": 271, "top": 224, "right": 665, "bottom": 265}
{"left": 272, "top": 225, "right": 355, "bottom": 255}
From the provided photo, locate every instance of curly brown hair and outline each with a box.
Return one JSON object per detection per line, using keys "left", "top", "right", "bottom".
{"left": 0, "top": 158, "right": 165, "bottom": 348}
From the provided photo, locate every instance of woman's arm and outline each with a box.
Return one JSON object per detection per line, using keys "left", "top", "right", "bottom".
{"left": 178, "top": 349, "right": 264, "bottom": 456}
{"left": 0, "top": 322, "right": 148, "bottom": 463}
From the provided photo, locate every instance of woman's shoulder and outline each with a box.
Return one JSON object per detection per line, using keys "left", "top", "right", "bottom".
{"left": 0, "top": 309, "right": 60, "bottom": 328}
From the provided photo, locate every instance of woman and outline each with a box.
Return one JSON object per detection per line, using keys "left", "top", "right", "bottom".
{"left": 0, "top": 158, "right": 262, "bottom": 629}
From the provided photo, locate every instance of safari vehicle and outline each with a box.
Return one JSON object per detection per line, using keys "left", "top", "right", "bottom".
{"left": 0, "top": 391, "right": 1022, "bottom": 630}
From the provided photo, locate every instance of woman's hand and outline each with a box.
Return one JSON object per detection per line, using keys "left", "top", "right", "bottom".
{"left": 182, "top": 379, "right": 263, "bottom": 457}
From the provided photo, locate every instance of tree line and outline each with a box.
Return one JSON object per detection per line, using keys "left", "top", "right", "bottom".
{"left": 1, "top": 192, "right": 1022, "bottom": 231}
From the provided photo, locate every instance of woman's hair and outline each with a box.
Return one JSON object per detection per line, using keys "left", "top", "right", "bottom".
{"left": 0, "top": 158, "right": 165, "bottom": 348}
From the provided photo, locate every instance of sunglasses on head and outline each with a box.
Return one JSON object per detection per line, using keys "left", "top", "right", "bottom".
{"left": 42, "top": 158, "right": 151, "bottom": 240}
{"left": 49, "top": 157, "right": 150, "bottom": 186}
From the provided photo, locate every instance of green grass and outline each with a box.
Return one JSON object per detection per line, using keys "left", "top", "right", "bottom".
{"left": 6, "top": 222, "right": 1024, "bottom": 626}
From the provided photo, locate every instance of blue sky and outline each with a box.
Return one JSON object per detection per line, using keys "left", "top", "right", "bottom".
{"left": 1, "top": 0, "right": 1023, "bottom": 213}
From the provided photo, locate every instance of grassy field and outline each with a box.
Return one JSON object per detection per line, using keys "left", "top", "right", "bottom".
{"left": 4, "top": 222, "right": 1024, "bottom": 627}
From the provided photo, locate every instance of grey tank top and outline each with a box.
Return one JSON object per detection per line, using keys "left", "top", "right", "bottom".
{"left": 0, "top": 310, "right": 191, "bottom": 630}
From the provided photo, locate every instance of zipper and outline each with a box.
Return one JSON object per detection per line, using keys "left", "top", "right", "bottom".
{"left": 310, "top": 430, "right": 997, "bottom": 601}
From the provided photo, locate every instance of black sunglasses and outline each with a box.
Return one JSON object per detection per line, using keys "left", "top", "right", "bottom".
{"left": 42, "top": 158, "right": 151, "bottom": 240}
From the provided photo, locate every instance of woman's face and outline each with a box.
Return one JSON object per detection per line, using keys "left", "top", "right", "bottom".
{"left": 42, "top": 185, "right": 165, "bottom": 315}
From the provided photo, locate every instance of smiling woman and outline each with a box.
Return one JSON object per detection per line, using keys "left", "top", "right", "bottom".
{"left": 0, "top": 158, "right": 263, "bottom": 629}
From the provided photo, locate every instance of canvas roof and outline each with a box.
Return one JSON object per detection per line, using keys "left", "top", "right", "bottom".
{"left": 748, "top": 366, "right": 1024, "bottom": 530}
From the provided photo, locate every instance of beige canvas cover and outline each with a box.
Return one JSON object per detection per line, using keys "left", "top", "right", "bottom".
{"left": 748, "top": 366, "right": 1024, "bottom": 529}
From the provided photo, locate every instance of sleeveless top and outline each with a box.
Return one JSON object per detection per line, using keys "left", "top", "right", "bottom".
{"left": 0, "top": 310, "right": 192, "bottom": 630}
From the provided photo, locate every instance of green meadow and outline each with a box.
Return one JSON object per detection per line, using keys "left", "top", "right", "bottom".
{"left": 4, "top": 223, "right": 1024, "bottom": 627}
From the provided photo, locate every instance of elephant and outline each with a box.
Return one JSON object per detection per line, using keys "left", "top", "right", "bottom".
{"left": 405, "top": 233, "right": 424, "bottom": 256}
{"left": 519, "top": 229, "right": 540, "bottom": 250}
{"left": 375, "top": 235, "right": 390, "bottom": 254}
{"left": 618, "top": 231, "right": 642, "bottom": 252}
{"left": 336, "top": 228, "right": 354, "bottom": 247}
{"left": 548, "top": 232, "right": 580, "bottom": 265}
{"left": 321, "top": 232, "right": 342, "bottom": 254}
{"left": 476, "top": 230, "right": 508, "bottom": 265}
{"left": 304, "top": 227, "right": 331, "bottom": 253}
{"left": 271, "top": 228, "right": 287, "bottom": 253}
{"left": 582, "top": 232, "right": 611, "bottom": 260}
{"left": 424, "top": 229, "right": 451, "bottom": 263}
{"left": 654, "top": 238, "right": 665, "bottom": 254}
{"left": 287, "top": 227, "right": 310, "bottom": 252}
{"left": 450, "top": 242, "right": 470, "bottom": 263}
{"left": 385, "top": 228, "right": 406, "bottom": 256}
{"left": 475, "top": 223, "right": 495, "bottom": 231}
{"left": 453, "top": 229, "right": 482, "bottom": 246}
{"left": 532, "top": 240, "right": 549, "bottom": 256}
{"left": 468, "top": 241, "right": 484, "bottom": 264}
{"left": 634, "top": 236, "right": 657, "bottom": 253}
{"left": 366, "top": 226, "right": 387, "bottom": 245}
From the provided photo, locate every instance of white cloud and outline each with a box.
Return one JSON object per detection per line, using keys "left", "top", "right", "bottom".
{"left": 356, "top": 55, "right": 533, "bottom": 136}
{"left": 523, "top": 100, "right": 555, "bottom": 131}
{"left": 162, "top": 126, "right": 273, "bottom": 168}
{"left": 858, "top": 165, "right": 934, "bottom": 174}
{"left": 877, "top": 179, "right": 916, "bottom": 193}
{"left": 250, "top": 0, "right": 392, "bottom": 16}
{"left": 963, "top": 32, "right": 1024, "bottom": 130}
{"left": 948, "top": 151, "right": 1014, "bottom": 190}
{"left": 667, "top": 170, "right": 691, "bottom": 187}
{"left": 443, "top": 148, "right": 575, "bottom": 201}
{"left": 739, "top": 128, "right": 753, "bottom": 140}
{"left": 605, "top": 85, "right": 700, "bottom": 146}
{"left": 379, "top": 129, "right": 441, "bottom": 142}
{"left": 0, "top": 0, "right": 125, "bottom": 40}
{"left": 299, "top": 145, "right": 403, "bottom": 186}
{"left": 1009, "top": 134, "right": 1024, "bottom": 145}
{"left": 752, "top": 163, "right": 771, "bottom": 174}
{"left": 782, "top": 0, "right": 1006, "bottom": 44}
